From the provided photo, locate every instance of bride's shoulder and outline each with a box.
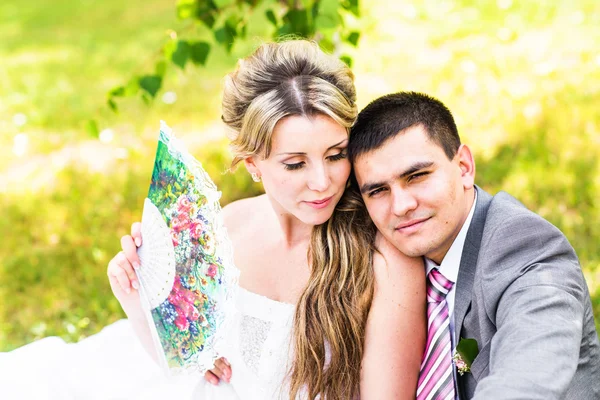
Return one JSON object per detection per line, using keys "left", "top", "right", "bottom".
{"left": 221, "top": 194, "right": 270, "bottom": 235}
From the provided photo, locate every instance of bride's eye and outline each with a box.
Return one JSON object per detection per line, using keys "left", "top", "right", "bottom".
{"left": 327, "top": 151, "right": 347, "bottom": 162}
{"left": 283, "top": 162, "right": 305, "bottom": 171}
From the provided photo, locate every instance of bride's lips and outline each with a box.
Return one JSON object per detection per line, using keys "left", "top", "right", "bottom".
{"left": 304, "top": 195, "right": 334, "bottom": 209}
{"left": 395, "top": 217, "right": 429, "bottom": 234}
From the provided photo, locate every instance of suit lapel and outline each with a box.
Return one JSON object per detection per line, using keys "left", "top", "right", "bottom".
{"left": 454, "top": 186, "right": 492, "bottom": 341}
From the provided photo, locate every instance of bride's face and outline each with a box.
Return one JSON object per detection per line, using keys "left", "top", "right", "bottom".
{"left": 246, "top": 114, "right": 350, "bottom": 226}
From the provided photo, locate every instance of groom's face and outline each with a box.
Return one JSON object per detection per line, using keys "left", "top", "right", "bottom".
{"left": 353, "top": 124, "right": 474, "bottom": 264}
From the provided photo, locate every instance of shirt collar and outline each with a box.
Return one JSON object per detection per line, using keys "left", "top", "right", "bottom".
{"left": 425, "top": 191, "right": 478, "bottom": 283}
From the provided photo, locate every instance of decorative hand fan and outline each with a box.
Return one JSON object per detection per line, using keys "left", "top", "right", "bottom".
{"left": 135, "top": 121, "right": 239, "bottom": 375}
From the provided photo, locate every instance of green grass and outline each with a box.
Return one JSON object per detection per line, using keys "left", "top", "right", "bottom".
{"left": 1, "top": 0, "right": 599, "bottom": 350}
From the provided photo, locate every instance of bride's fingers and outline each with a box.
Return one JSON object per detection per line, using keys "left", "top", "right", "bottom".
{"left": 214, "top": 358, "right": 231, "bottom": 381}
{"left": 109, "top": 252, "right": 138, "bottom": 293}
{"left": 204, "top": 370, "right": 220, "bottom": 385}
{"left": 121, "top": 235, "right": 141, "bottom": 271}
{"left": 116, "top": 251, "right": 139, "bottom": 290}
{"left": 131, "top": 222, "right": 142, "bottom": 247}
{"left": 109, "top": 262, "right": 132, "bottom": 294}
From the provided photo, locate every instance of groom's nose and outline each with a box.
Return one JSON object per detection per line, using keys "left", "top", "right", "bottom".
{"left": 390, "top": 188, "right": 417, "bottom": 216}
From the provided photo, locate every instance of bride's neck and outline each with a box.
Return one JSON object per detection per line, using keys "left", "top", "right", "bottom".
{"left": 262, "top": 193, "right": 314, "bottom": 248}
{"left": 275, "top": 217, "right": 312, "bottom": 248}
{"left": 267, "top": 208, "right": 313, "bottom": 249}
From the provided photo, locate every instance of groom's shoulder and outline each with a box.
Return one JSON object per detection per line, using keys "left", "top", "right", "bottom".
{"left": 481, "top": 189, "right": 573, "bottom": 254}
{"left": 485, "top": 190, "right": 557, "bottom": 233}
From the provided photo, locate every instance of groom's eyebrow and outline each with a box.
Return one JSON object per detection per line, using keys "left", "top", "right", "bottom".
{"left": 359, "top": 181, "right": 385, "bottom": 194}
{"left": 359, "top": 161, "right": 434, "bottom": 194}
{"left": 399, "top": 161, "right": 435, "bottom": 178}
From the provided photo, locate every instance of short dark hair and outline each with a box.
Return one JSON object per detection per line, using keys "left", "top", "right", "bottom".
{"left": 349, "top": 91, "right": 461, "bottom": 163}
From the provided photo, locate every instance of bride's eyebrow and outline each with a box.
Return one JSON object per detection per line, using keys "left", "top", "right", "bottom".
{"left": 275, "top": 139, "right": 348, "bottom": 156}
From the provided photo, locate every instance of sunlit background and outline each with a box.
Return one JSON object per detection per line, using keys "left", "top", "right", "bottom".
{"left": 1, "top": 0, "right": 599, "bottom": 350}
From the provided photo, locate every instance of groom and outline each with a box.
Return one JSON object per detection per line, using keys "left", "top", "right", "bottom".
{"left": 349, "top": 91, "right": 600, "bottom": 399}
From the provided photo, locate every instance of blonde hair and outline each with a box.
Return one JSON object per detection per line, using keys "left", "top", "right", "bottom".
{"left": 222, "top": 40, "right": 376, "bottom": 400}
{"left": 222, "top": 40, "right": 357, "bottom": 167}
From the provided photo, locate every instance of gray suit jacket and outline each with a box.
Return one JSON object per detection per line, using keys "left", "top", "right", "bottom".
{"left": 456, "top": 187, "right": 600, "bottom": 399}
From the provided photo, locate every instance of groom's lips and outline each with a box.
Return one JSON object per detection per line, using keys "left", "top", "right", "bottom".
{"left": 395, "top": 217, "right": 429, "bottom": 234}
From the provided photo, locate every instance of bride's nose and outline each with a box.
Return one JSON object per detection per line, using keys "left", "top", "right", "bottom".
{"left": 306, "top": 163, "right": 330, "bottom": 192}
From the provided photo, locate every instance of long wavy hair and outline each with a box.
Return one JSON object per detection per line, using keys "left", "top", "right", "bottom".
{"left": 221, "top": 40, "right": 376, "bottom": 399}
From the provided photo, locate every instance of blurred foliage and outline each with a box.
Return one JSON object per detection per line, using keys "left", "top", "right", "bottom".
{"left": 105, "top": 0, "right": 361, "bottom": 114}
{"left": 1, "top": 0, "right": 599, "bottom": 350}
{"left": 0, "top": 141, "right": 262, "bottom": 350}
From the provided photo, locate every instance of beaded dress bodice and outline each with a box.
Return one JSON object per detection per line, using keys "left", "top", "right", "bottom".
{"left": 216, "top": 287, "right": 296, "bottom": 400}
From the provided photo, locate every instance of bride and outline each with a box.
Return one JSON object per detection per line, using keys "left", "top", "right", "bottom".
{"left": 0, "top": 40, "right": 425, "bottom": 400}
{"left": 115, "top": 40, "right": 425, "bottom": 399}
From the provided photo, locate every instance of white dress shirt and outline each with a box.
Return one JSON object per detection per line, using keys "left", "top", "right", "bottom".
{"left": 425, "top": 191, "right": 477, "bottom": 350}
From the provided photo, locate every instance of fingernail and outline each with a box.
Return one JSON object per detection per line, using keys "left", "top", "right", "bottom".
{"left": 135, "top": 238, "right": 141, "bottom": 247}
{"left": 132, "top": 281, "right": 139, "bottom": 290}
{"left": 133, "top": 262, "right": 140, "bottom": 270}
{"left": 211, "top": 378, "right": 219, "bottom": 386}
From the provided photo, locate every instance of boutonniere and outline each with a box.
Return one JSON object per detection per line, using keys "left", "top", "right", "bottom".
{"left": 453, "top": 338, "right": 479, "bottom": 376}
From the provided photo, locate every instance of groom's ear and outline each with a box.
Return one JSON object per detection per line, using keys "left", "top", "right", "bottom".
{"left": 456, "top": 144, "right": 475, "bottom": 190}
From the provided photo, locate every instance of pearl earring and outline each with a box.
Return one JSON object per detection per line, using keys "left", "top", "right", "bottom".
{"left": 251, "top": 172, "right": 261, "bottom": 182}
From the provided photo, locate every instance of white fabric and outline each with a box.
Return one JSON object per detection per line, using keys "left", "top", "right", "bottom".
{"left": 0, "top": 288, "right": 295, "bottom": 400}
{"left": 425, "top": 191, "right": 477, "bottom": 349}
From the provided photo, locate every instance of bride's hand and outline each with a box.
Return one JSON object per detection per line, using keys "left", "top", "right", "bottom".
{"left": 107, "top": 222, "right": 143, "bottom": 317}
{"left": 204, "top": 357, "right": 232, "bottom": 385}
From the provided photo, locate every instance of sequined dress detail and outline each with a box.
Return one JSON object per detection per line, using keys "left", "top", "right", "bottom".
{"left": 193, "top": 287, "right": 296, "bottom": 400}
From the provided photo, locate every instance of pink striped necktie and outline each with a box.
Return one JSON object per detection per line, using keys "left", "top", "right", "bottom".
{"left": 417, "top": 268, "right": 456, "bottom": 400}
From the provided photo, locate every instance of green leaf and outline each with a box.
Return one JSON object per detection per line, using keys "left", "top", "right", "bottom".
{"left": 456, "top": 338, "right": 479, "bottom": 367}
{"left": 189, "top": 41, "right": 211, "bottom": 65}
{"left": 265, "top": 9, "right": 277, "bottom": 26}
{"left": 176, "top": 0, "right": 196, "bottom": 19}
{"left": 314, "top": 0, "right": 341, "bottom": 31}
{"left": 141, "top": 92, "right": 152, "bottom": 105}
{"left": 239, "top": 22, "right": 247, "bottom": 39}
{"left": 213, "top": 0, "right": 234, "bottom": 7}
{"left": 214, "top": 22, "right": 237, "bottom": 52}
{"left": 283, "top": 9, "right": 310, "bottom": 36}
{"left": 86, "top": 119, "right": 100, "bottom": 137}
{"left": 300, "top": 0, "right": 316, "bottom": 9}
{"left": 107, "top": 97, "right": 118, "bottom": 112}
{"left": 340, "top": 55, "right": 353, "bottom": 67}
{"left": 195, "top": 1, "right": 217, "bottom": 28}
{"left": 138, "top": 75, "right": 162, "bottom": 98}
{"left": 341, "top": 0, "right": 359, "bottom": 17}
{"left": 171, "top": 40, "right": 190, "bottom": 69}
{"left": 108, "top": 86, "right": 125, "bottom": 97}
{"left": 318, "top": 0, "right": 339, "bottom": 16}
{"left": 346, "top": 31, "right": 360, "bottom": 47}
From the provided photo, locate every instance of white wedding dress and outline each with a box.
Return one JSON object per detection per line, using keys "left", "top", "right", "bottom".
{"left": 0, "top": 287, "right": 296, "bottom": 400}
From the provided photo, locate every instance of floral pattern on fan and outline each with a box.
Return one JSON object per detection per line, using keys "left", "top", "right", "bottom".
{"left": 136, "top": 121, "right": 238, "bottom": 375}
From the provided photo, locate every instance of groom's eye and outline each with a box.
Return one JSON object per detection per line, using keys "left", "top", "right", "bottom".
{"left": 408, "top": 172, "right": 428, "bottom": 181}
{"left": 368, "top": 187, "right": 386, "bottom": 197}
